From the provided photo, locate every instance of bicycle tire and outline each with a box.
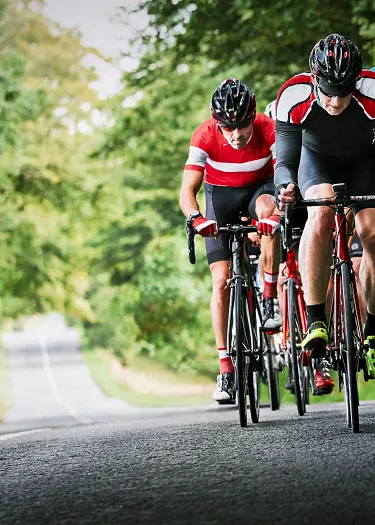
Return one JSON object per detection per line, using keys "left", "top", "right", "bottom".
{"left": 343, "top": 373, "right": 352, "bottom": 428}
{"left": 246, "top": 270, "right": 262, "bottom": 422}
{"left": 248, "top": 368, "right": 260, "bottom": 422}
{"left": 234, "top": 278, "right": 248, "bottom": 427}
{"left": 227, "top": 286, "right": 237, "bottom": 404}
{"left": 267, "top": 336, "right": 281, "bottom": 411}
{"left": 341, "top": 263, "right": 359, "bottom": 433}
{"left": 287, "top": 279, "right": 306, "bottom": 416}
{"left": 303, "top": 366, "right": 310, "bottom": 405}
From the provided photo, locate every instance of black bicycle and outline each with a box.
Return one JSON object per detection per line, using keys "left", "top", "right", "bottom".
{"left": 187, "top": 218, "right": 277, "bottom": 427}
{"left": 248, "top": 250, "right": 281, "bottom": 412}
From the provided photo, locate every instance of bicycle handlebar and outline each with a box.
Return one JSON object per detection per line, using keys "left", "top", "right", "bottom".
{"left": 186, "top": 221, "right": 258, "bottom": 265}
{"left": 186, "top": 218, "right": 196, "bottom": 265}
{"left": 282, "top": 184, "right": 375, "bottom": 252}
{"left": 295, "top": 195, "right": 375, "bottom": 207}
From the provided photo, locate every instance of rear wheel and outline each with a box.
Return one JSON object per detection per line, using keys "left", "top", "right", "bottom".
{"left": 303, "top": 366, "right": 310, "bottom": 405}
{"left": 266, "top": 336, "right": 281, "bottom": 411}
{"left": 341, "top": 264, "right": 359, "bottom": 433}
{"left": 248, "top": 368, "right": 260, "bottom": 422}
{"left": 287, "top": 279, "right": 306, "bottom": 416}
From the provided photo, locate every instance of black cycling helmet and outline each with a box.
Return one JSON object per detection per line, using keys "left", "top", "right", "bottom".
{"left": 211, "top": 78, "right": 256, "bottom": 128}
{"left": 309, "top": 33, "right": 362, "bottom": 96}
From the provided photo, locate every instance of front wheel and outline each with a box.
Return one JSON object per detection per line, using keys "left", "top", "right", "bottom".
{"left": 343, "top": 373, "right": 352, "bottom": 428}
{"left": 341, "top": 264, "right": 359, "bottom": 433}
{"left": 287, "top": 279, "right": 306, "bottom": 416}
{"left": 234, "top": 279, "right": 249, "bottom": 427}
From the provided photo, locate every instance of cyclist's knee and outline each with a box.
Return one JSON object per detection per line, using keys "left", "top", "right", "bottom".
{"left": 210, "top": 262, "right": 230, "bottom": 296}
{"left": 355, "top": 211, "right": 375, "bottom": 253}
{"left": 306, "top": 207, "right": 334, "bottom": 235}
{"left": 356, "top": 227, "right": 375, "bottom": 254}
{"left": 255, "top": 193, "right": 276, "bottom": 219}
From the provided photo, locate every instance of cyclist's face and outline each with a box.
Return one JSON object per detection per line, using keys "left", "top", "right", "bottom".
{"left": 220, "top": 122, "right": 254, "bottom": 150}
{"left": 313, "top": 77, "right": 352, "bottom": 116}
{"left": 319, "top": 89, "right": 352, "bottom": 115}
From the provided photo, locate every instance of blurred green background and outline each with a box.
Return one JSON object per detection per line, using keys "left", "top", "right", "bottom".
{"left": 0, "top": 0, "right": 375, "bottom": 410}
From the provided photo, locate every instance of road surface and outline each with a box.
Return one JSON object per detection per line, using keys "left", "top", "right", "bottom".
{"left": 2, "top": 319, "right": 375, "bottom": 524}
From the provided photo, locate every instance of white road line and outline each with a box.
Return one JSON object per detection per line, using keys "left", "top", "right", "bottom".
{"left": 36, "top": 331, "right": 92, "bottom": 425}
{"left": 0, "top": 428, "right": 52, "bottom": 441}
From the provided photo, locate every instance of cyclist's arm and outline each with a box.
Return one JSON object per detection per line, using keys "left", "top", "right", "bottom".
{"left": 179, "top": 169, "right": 204, "bottom": 218}
{"left": 274, "top": 120, "right": 302, "bottom": 187}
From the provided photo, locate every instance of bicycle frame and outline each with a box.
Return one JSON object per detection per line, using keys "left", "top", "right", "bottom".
{"left": 280, "top": 214, "right": 310, "bottom": 414}
{"left": 331, "top": 210, "right": 364, "bottom": 352}
{"left": 225, "top": 228, "right": 262, "bottom": 366}
{"left": 281, "top": 245, "right": 307, "bottom": 352}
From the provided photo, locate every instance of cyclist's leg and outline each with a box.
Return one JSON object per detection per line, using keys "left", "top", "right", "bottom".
{"left": 349, "top": 233, "right": 366, "bottom": 323}
{"left": 248, "top": 179, "right": 282, "bottom": 331}
{"left": 346, "top": 154, "right": 375, "bottom": 376}
{"left": 298, "top": 147, "right": 335, "bottom": 356}
{"left": 355, "top": 208, "right": 375, "bottom": 377}
{"left": 205, "top": 183, "right": 248, "bottom": 401}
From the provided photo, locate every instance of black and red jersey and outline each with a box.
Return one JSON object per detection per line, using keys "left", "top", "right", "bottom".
{"left": 274, "top": 70, "right": 375, "bottom": 186}
{"left": 185, "top": 114, "right": 275, "bottom": 187}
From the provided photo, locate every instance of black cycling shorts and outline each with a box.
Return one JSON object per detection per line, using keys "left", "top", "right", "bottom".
{"left": 298, "top": 145, "right": 375, "bottom": 213}
{"left": 204, "top": 180, "right": 275, "bottom": 265}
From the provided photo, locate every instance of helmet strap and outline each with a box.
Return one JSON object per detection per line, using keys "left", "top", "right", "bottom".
{"left": 313, "top": 83, "right": 323, "bottom": 108}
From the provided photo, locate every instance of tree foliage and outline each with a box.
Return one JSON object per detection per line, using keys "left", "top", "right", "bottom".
{"left": 123, "top": 0, "right": 375, "bottom": 100}
{"left": 2, "top": 0, "right": 375, "bottom": 378}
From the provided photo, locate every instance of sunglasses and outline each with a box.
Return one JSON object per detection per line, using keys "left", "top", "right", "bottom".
{"left": 218, "top": 120, "right": 252, "bottom": 132}
{"left": 318, "top": 84, "right": 354, "bottom": 99}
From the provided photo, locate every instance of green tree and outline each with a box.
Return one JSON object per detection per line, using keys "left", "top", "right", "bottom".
{"left": 0, "top": 0, "right": 107, "bottom": 320}
{"left": 123, "top": 0, "right": 375, "bottom": 101}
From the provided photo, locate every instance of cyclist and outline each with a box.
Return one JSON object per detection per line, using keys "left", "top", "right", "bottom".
{"left": 265, "top": 100, "right": 335, "bottom": 394}
{"left": 275, "top": 33, "right": 375, "bottom": 379}
{"left": 180, "top": 78, "right": 282, "bottom": 403}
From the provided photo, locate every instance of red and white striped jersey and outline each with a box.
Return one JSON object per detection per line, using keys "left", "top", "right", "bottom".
{"left": 185, "top": 114, "right": 275, "bottom": 187}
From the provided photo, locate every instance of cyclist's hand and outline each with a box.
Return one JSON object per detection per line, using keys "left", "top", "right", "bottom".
{"left": 257, "top": 215, "right": 280, "bottom": 236}
{"left": 247, "top": 232, "right": 261, "bottom": 246}
{"left": 193, "top": 216, "right": 218, "bottom": 237}
{"left": 276, "top": 183, "right": 297, "bottom": 211}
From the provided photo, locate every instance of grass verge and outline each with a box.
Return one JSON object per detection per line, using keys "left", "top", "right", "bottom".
{"left": 83, "top": 348, "right": 215, "bottom": 407}
{"left": 272, "top": 369, "right": 375, "bottom": 406}
{"left": 83, "top": 348, "right": 375, "bottom": 410}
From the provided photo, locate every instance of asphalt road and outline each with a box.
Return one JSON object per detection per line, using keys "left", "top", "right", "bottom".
{"left": 2, "top": 320, "right": 130, "bottom": 435}
{"left": 2, "top": 401, "right": 375, "bottom": 525}
{"left": 3, "top": 320, "right": 375, "bottom": 524}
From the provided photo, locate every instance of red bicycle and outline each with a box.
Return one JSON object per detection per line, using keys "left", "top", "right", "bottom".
{"left": 290, "top": 183, "right": 375, "bottom": 433}
{"left": 280, "top": 208, "right": 312, "bottom": 416}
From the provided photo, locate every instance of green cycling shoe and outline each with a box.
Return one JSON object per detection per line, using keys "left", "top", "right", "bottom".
{"left": 365, "top": 336, "right": 375, "bottom": 378}
{"left": 301, "top": 321, "right": 328, "bottom": 358}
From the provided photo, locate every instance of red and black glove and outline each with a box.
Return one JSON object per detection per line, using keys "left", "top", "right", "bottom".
{"left": 193, "top": 216, "right": 218, "bottom": 237}
{"left": 257, "top": 214, "right": 280, "bottom": 236}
